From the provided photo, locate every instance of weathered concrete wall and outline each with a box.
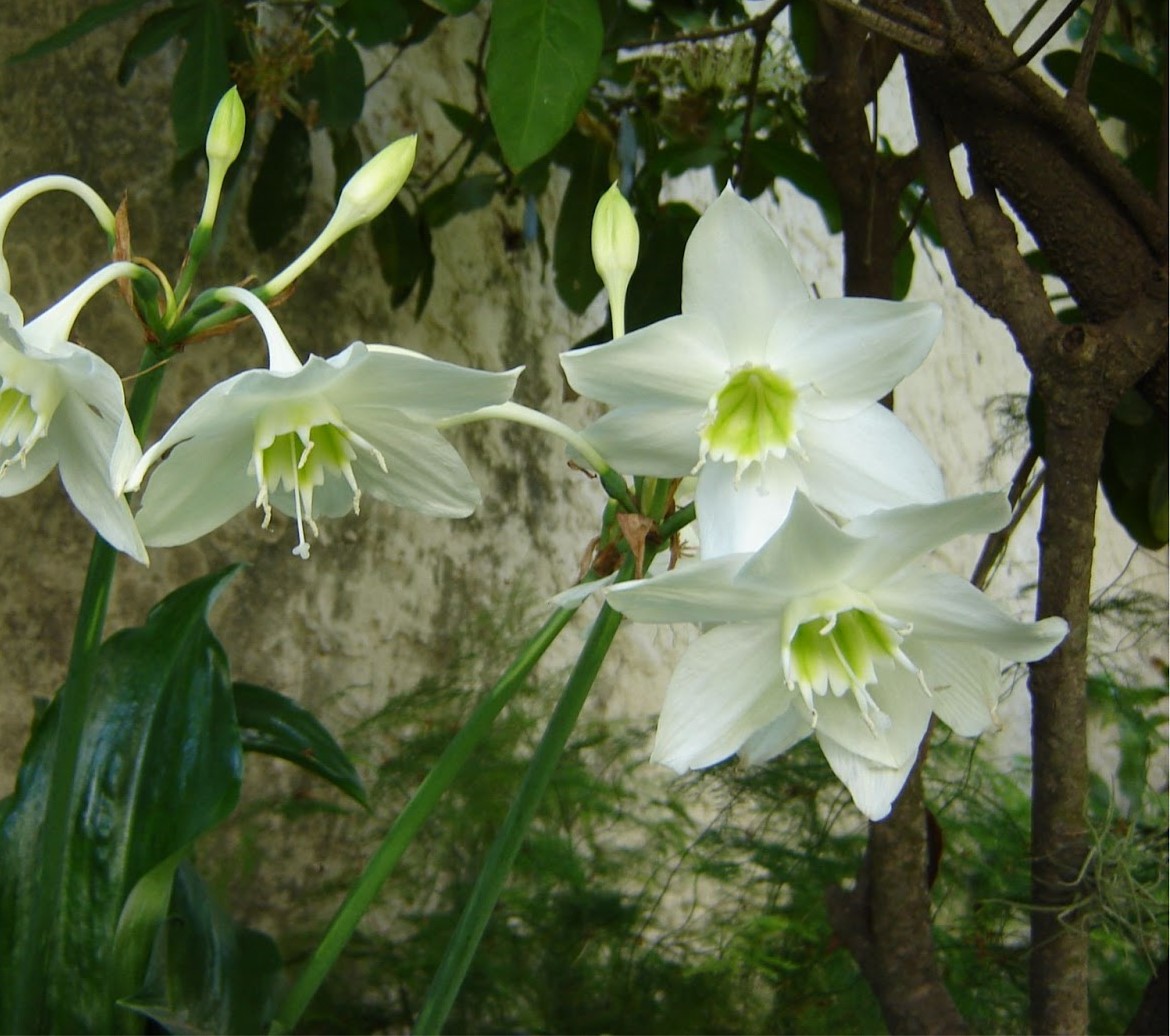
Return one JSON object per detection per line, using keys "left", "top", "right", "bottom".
{"left": 1, "top": 0, "right": 1164, "bottom": 945}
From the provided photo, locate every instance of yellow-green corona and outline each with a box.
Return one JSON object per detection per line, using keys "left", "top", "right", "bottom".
{"left": 700, "top": 365, "right": 800, "bottom": 474}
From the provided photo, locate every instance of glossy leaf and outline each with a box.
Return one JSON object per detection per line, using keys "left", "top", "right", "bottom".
{"left": 334, "top": 0, "right": 412, "bottom": 46}
{"left": 0, "top": 568, "right": 244, "bottom": 1033}
{"left": 121, "top": 863, "right": 281, "bottom": 1035}
{"left": 300, "top": 36, "right": 366, "bottom": 130}
{"left": 117, "top": 5, "right": 197, "bottom": 85}
{"left": 6, "top": 0, "right": 154, "bottom": 63}
{"left": 171, "top": 0, "right": 232, "bottom": 157}
{"left": 552, "top": 131, "right": 609, "bottom": 313}
{"left": 486, "top": 0, "right": 603, "bottom": 171}
{"left": 234, "top": 682, "right": 368, "bottom": 807}
{"left": 247, "top": 115, "right": 313, "bottom": 251}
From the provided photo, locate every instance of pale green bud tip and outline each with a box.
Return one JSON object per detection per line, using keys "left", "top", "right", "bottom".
{"left": 206, "top": 87, "right": 246, "bottom": 166}
{"left": 591, "top": 182, "right": 639, "bottom": 282}
{"left": 336, "top": 134, "right": 418, "bottom": 228}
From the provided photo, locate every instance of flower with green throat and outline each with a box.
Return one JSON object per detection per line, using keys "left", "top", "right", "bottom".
{"left": 130, "top": 287, "right": 520, "bottom": 558}
{"left": 561, "top": 185, "right": 945, "bottom": 558}
{"left": 1, "top": 264, "right": 147, "bottom": 562}
{"left": 605, "top": 492, "right": 1069, "bottom": 820}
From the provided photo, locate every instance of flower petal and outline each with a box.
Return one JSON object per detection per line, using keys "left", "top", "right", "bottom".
{"left": 739, "top": 707, "right": 812, "bottom": 764}
{"left": 135, "top": 431, "right": 257, "bottom": 546}
{"left": 340, "top": 343, "right": 521, "bottom": 420}
{"left": 875, "top": 568, "right": 1069, "bottom": 662}
{"left": 908, "top": 639, "right": 1001, "bottom": 737}
{"left": 560, "top": 314, "right": 728, "bottom": 407}
{"left": 736, "top": 492, "right": 864, "bottom": 599}
{"left": 797, "top": 405, "right": 945, "bottom": 520}
{"left": 607, "top": 555, "right": 779, "bottom": 624}
{"left": 652, "top": 622, "right": 790, "bottom": 771}
{"left": 53, "top": 394, "right": 147, "bottom": 562}
{"left": 578, "top": 403, "right": 703, "bottom": 477}
{"left": 695, "top": 456, "right": 801, "bottom": 558}
{"left": 846, "top": 492, "right": 1009, "bottom": 587}
{"left": 681, "top": 189, "right": 808, "bottom": 364}
{"left": 816, "top": 733, "right": 917, "bottom": 821}
{"left": 812, "top": 665, "right": 933, "bottom": 769}
{"left": 0, "top": 439, "right": 57, "bottom": 494}
{"left": 771, "top": 298, "right": 940, "bottom": 417}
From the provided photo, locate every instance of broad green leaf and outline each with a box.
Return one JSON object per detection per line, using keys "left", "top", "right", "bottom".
{"left": 486, "top": 0, "right": 603, "bottom": 171}
{"left": 626, "top": 202, "right": 699, "bottom": 332}
{"left": 1043, "top": 50, "right": 1162, "bottom": 137}
{"left": 1100, "top": 389, "right": 1169, "bottom": 549}
{"left": 300, "top": 36, "right": 366, "bottom": 130}
{"left": 234, "top": 682, "right": 368, "bottom": 807}
{"left": 750, "top": 138, "right": 842, "bottom": 232}
{"left": 6, "top": 0, "right": 154, "bottom": 63}
{"left": 335, "top": 0, "right": 412, "bottom": 45}
{"left": 171, "top": 0, "right": 232, "bottom": 157}
{"left": 552, "top": 131, "right": 610, "bottom": 313}
{"left": 787, "top": 0, "right": 820, "bottom": 71}
{"left": 247, "top": 115, "right": 313, "bottom": 251}
{"left": 121, "top": 863, "right": 281, "bottom": 1035}
{"left": 0, "top": 567, "right": 244, "bottom": 1033}
{"left": 371, "top": 198, "right": 436, "bottom": 311}
{"left": 422, "top": 173, "right": 499, "bottom": 227}
{"left": 117, "top": 6, "right": 197, "bottom": 85}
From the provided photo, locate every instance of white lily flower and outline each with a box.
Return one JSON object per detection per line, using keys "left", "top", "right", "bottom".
{"left": 606, "top": 492, "right": 1069, "bottom": 820}
{"left": 0, "top": 265, "right": 147, "bottom": 563}
{"left": 131, "top": 288, "right": 520, "bottom": 558}
{"left": 561, "top": 185, "right": 945, "bottom": 557}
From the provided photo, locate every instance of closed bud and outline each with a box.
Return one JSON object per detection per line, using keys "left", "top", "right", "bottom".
{"left": 206, "top": 87, "right": 246, "bottom": 169}
{"left": 591, "top": 182, "right": 639, "bottom": 337}
{"left": 335, "top": 135, "right": 418, "bottom": 232}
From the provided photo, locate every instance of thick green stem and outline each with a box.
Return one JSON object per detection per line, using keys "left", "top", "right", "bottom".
{"left": 17, "top": 346, "right": 170, "bottom": 1031}
{"left": 270, "top": 600, "right": 583, "bottom": 1034}
{"left": 413, "top": 583, "right": 629, "bottom": 1035}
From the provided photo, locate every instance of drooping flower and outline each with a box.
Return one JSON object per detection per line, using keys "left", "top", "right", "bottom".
{"left": 606, "top": 492, "right": 1068, "bottom": 820}
{"left": 130, "top": 287, "right": 520, "bottom": 558}
{"left": 1, "top": 265, "right": 147, "bottom": 562}
{"left": 561, "top": 185, "right": 945, "bottom": 558}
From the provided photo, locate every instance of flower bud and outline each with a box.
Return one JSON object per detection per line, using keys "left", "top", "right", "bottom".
{"left": 591, "top": 182, "right": 639, "bottom": 337}
{"left": 206, "top": 86, "right": 246, "bottom": 169}
{"left": 334, "top": 134, "right": 418, "bottom": 232}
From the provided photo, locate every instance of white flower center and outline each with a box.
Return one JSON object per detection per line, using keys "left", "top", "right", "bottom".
{"left": 251, "top": 406, "right": 386, "bottom": 559}
{"left": 0, "top": 358, "right": 62, "bottom": 478}
{"left": 699, "top": 364, "right": 800, "bottom": 474}
{"left": 780, "top": 590, "right": 918, "bottom": 730}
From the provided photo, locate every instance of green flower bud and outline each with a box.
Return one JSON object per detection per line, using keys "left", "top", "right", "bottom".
{"left": 206, "top": 86, "right": 246, "bottom": 169}
{"left": 334, "top": 134, "right": 418, "bottom": 232}
{"left": 591, "top": 182, "right": 639, "bottom": 337}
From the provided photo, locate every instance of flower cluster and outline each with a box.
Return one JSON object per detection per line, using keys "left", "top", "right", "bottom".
{"left": 567, "top": 185, "right": 1067, "bottom": 819}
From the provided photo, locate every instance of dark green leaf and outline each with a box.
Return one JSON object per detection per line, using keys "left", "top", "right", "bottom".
{"left": 438, "top": 100, "right": 482, "bottom": 136}
{"left": 422, "top": 173, "right": 499, "bottom": 227}
{"left": 553, "top": 131, "right": 610, "bottom": 313}
{"left": 787, "top": 0, "right": 820, "bottom": 71}
{"left": 486, "top": 0, "right": 603, "bottom": 171}
{"left": 891, "top": 234, "right": 915, "bottom": 301}
{"left": 121, "top": 863, "right": 281, "bottom": 1035}
{"left": 117, "top": 6, "right": 197, "bottom": 85}
{"left": 247, "top": 116, "right": 313, "bottom": 251}
{"left": 234, "top": 682, "right": 367, "bottom": 807}
{"left": 0, "top": 568, "right": 244, "bottom": 1033}
{"left": 750, "top": 138, "right": 841, "bottom": 232}
{"left": 330, "top": 128, "right": 365, "bottom": 205}
{"left": 1043, "top": 50, "right": 1162, "bottom": 137}
{"left": 300, "top": 36, "right": 366, "bottom": 130}
{"left": 171, "top": 0, "right": 232, "bottom": 157}
{"left": 335, "top": 0, "right": 412, "bottom": 46}
{"left": 6, "top": 0, "right": 154, "bottom": 63}
{"left": 1100, "top": 389, "right": 1169, "bottom": 548}
{"left": 370, "top": 198, "right": 435, "bottom": 310}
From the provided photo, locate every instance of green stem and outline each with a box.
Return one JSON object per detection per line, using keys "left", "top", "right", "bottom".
{"left": 17, "top": 345, "right": 170, "bottom": 1031}
{"left": 413, "top": 577, "right": 630, "bottom": 1034}
{"left": 270, "top": 600, "right": 583, "bottom": 1035}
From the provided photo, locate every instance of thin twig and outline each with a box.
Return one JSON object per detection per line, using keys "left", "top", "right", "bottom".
{"left": 733, "top": 13, "right": 773, "bottom": 186}
{"left": 1070, "top": 0, "right": 1112, "bottom": 102}
{"left": 1001, "top": 0, "right": 1085, "bottom": 73}
{"left": 970, "top": 449, "right": 1044, "bottom": 591}
{"left": 1007, "top": 0, "right": 1051, "bottom": 44}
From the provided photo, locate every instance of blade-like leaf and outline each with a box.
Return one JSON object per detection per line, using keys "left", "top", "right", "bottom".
{"left": 118, "top": 6, "right": 197, "bottom": 86}
{"left": 334, "top": 0, "right": 412, "bottom": 45}
{"left": 371, "top": 197, "right": 435, "bottom": 310}
{"left": 6, "top": 0, "right": 154, "bottom": 63}
{"left": 552, "top": 131, "right": 610, "bottom": 313}
{"left": 234, "top": 682, "right": 368, "bottom": 807}
{"left": 300, "top": 36, "right": 366, "bottom": 130}
{"left": 0, "top": 567, "right": 245, "bottom": 1033}
{"left": 171, "top": 0, "right": 232, "bottom": 157}
{"left": 421, "top": 173, "right": 499, "bottom": 228}
{"left": 247, "top": 115, "right": 313, "bottom": 251}
{"left": 486, "top": 0, "right": 602, "bottom": 171}
{"left": 121, "top": 863, "right": 281, "bottom": 1035}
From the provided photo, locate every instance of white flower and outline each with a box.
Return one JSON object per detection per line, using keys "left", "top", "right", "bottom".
{"left": 606, "top": 492, "right": 1069, "bottom": 820}
{"left": 0, "top": 265, "right": 147, "bottom": 562}
{"left": 560, "top": 185, "right": 945, "bottom": 558}
{"left": 131, "top": 288, "right": 520, "bottom": 558}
